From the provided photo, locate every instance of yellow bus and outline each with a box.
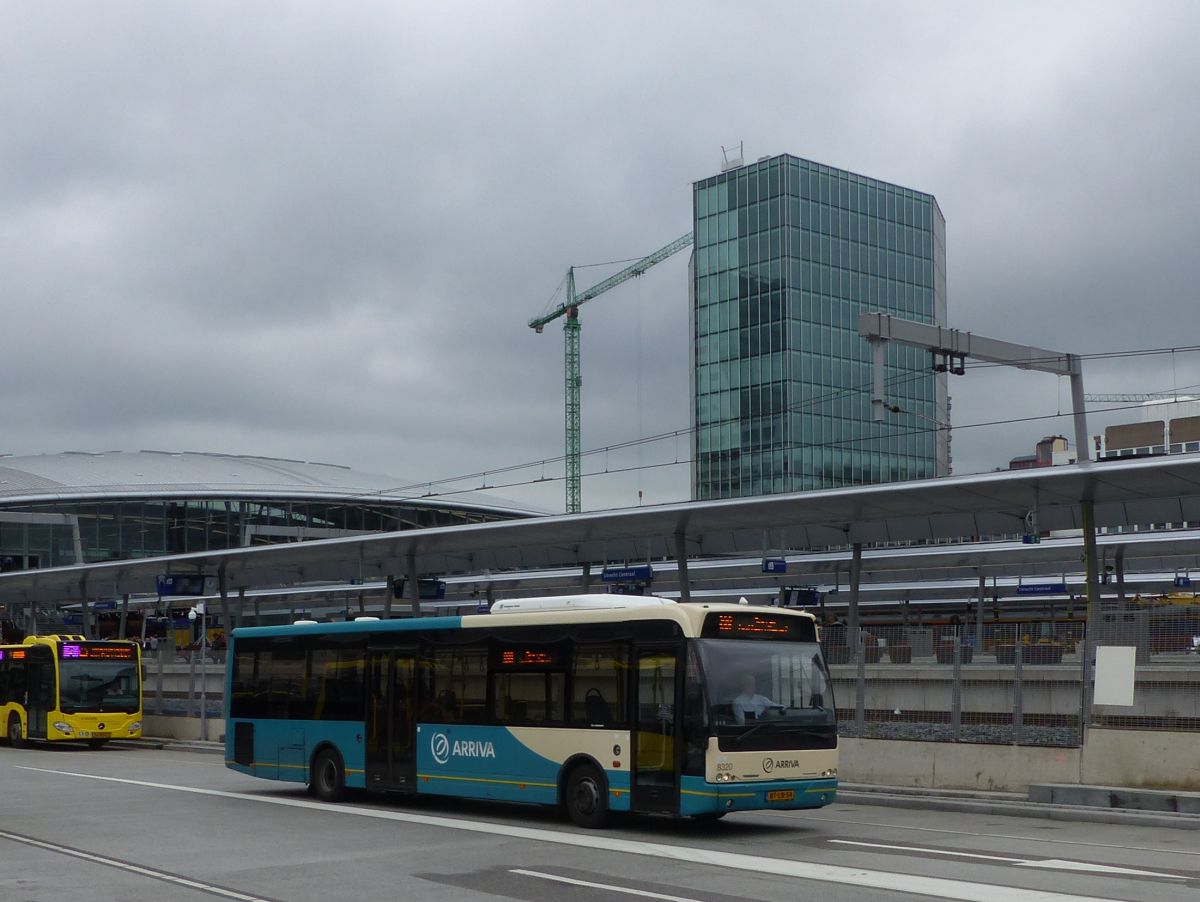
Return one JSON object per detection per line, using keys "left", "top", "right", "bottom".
{"left": 1, "top": 635, "right": 143, "bottom": 748}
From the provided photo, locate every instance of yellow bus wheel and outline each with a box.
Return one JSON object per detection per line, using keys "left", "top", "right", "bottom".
{"left": 6, "top": 715, "right": 23, "bottom": 748}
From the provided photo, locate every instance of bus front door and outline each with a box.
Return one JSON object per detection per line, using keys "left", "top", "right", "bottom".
{"left": 366, "top": 648, "right": 416, "bottom": 790}
{"left": 631, "top": 647, "right": 681, "bottom": 814}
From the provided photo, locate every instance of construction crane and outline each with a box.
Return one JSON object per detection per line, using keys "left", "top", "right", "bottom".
{"left": 529, "top": 232, "right": 694, "bottom": 513}
{"left": 1084, "top": 392, "right": 1195, "bottom": 403}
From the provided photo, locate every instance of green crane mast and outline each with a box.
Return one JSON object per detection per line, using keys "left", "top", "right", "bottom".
{"left": 529, "top": 232, "right": 694, "bottom": 513}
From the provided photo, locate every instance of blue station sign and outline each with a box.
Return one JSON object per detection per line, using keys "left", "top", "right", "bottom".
{"left": 1017, "top": 582, "right": 1068, "bottom": 595}
{"left": 601, "top": 565, "right": 654, "bottom": 583}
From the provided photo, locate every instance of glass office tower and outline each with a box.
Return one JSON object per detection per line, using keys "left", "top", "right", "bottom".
{"left": 690, "top": 154, "right": 948, "bottom": 499}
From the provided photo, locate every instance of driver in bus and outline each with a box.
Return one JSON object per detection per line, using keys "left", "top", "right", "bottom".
{"left": 731, "top": 673, "right": 784, "bottom": 724}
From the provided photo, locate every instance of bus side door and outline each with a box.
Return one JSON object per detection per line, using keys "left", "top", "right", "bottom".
{"left": 630, "top": 645, "right": 682, "bottom": 814}
{"left": 26, "top": 647, "right": 55, "bottom": 739}
{"left": 365, "top": 647, "right": 416, "bottom": 790}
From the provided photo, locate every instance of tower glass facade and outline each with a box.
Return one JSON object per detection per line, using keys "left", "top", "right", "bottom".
{"left": 691, "top": 154, "right": 947, "bottom": 500}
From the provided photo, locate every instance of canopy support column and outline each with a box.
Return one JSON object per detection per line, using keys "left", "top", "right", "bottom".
{"left": 674, "top": 531, "right": 690, "bottom": 603}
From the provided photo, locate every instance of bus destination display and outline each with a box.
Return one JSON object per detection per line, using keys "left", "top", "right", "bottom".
{"left": 702, "top": 612, "right": 815, "bottom": 641}
{"left": 497, "top": 648, "right": 558, "bottom": 668}
{"left": 60, "top": 643, "right": 137, "bottom": 661}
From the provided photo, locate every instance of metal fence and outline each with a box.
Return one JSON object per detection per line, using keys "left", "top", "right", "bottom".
{"left": 832, "top": 599, "right": 1200, "bottom": 747}
{"left": 141, "top": 647, "right": 224, "bottom": 719}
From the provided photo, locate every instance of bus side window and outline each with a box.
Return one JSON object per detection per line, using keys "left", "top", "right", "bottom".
{"left": 583, "top": 687, "right": 612, "bottom": 726}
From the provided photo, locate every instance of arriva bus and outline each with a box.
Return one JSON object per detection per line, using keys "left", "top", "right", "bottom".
{"left": 1, "top": 635, "right": 143, "bottom": 747}
{"left": 225, "top": 596, "right": 837, "bottom": 826}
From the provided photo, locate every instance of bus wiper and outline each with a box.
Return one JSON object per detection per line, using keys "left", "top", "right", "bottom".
{"left": 731, "top": 721, "right": 776, "bottom": 741}
{"left": 731, "top": 723, "right": 832, "bottom": 743}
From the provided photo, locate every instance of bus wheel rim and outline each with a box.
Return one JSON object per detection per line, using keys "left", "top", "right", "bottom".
{"left": 576, "top": 777, "right": 599, "bottom": 814}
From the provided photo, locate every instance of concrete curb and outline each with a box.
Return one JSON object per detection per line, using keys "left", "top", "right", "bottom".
{"left": 133, "top": 738, "right": 224, "bottom": 755}
{"left": 837, "top": 787, "right": 1200, "bottom": 830}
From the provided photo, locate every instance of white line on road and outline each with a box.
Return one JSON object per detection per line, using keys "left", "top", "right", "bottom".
{"left": 511, "top": 868, "right": 706, "bottom": 902}
{"left": 0, "top": 828, "right": 276, "bottom": 902}
{"left": 829, "top": 840, "right": 1185, "bottom": 879}
{"left": 772, "top": 809, "right": 1200, "bottom": 859}
{"left": 14, "top": 765, "right": 1116, "bottom": 902}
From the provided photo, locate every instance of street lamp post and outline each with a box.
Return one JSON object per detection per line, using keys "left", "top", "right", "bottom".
{"left": 188, "top": 603, "right": 208, "bottom": 741}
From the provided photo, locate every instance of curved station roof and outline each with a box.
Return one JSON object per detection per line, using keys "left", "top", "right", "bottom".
{"left": 0, "top": 450, "right": 537, "bottom": 517}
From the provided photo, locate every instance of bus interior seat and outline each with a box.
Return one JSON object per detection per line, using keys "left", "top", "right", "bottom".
{"left": 584, "top": 687, "right": 612, "bottom": 726}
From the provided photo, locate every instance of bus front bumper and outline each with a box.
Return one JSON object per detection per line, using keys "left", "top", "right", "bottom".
{"left": 680, "top": 776, "right": 837, "bottom": 815}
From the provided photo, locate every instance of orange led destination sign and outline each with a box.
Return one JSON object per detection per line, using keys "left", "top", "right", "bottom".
{"left": 702, "top": 611, "right": 814, "bottom": 641}
{"left": 498, "top": 648, "right": 557, "bottom": 667}
{"left": 60, "top": 643, "right": 137, "bottom": 661}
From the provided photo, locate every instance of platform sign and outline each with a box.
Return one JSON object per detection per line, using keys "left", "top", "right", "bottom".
{"left": 91, "top": 600, "right": 117, "bottom": 612}
{"left": 601, "top": 565, "right": 654, "bottom": 583}
{"left": 156, "top": 574, "right": 209, "bottom": 596}
{"left": 1017, "top": 582, "right": 1067, "bottom": 595}
{"left": 1174, "top": 576, "right": 1192, "bottom": 588}
{"left": 391, "top": 579, "right": 447, "bottom": 600}
{"left": 762, "top": 558, "right": 788, "bottom": 574}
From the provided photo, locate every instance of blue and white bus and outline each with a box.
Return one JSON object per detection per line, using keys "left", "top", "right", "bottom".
{"left": 224, "top": 595, "right": 837, "bottom": 826}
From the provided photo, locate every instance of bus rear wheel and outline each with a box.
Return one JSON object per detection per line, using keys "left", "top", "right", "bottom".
{"left": 565, "top": 763, "right": 609, "bottom": 828}
{"left": 7, "top": 715, "right": 24, "bottom": 748}
{"left": 310, "top": 748, "right": 346, "bottom": 802}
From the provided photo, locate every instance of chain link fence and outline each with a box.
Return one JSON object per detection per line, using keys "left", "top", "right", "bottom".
{"left": 831, "top": 595, "right": 1200, "bottom": 747}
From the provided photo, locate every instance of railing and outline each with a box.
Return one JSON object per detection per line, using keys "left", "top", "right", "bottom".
{"left": 831, "top": 615, "right": 1200, "bottom": 747}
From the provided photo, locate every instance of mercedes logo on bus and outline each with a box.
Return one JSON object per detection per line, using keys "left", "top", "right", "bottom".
{"left": 431, "top": 732, "right": 450, "bottom": 765}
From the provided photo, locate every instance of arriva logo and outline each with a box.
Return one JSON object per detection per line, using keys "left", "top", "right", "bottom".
{"left": 431, "top": 732, "right": 450, "bottom": 764}
{"left": 430, "top": 732, "right": 497, "bottom": 764}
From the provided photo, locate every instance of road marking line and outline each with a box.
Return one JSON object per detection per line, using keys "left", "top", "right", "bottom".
{"left": 829, "top": 840, "right": 1186, "bottom": 880}
{"left": 831, "top": 840, "right": 1023, "bottom": 863}
{"left": 0, "top": 828, "right": 276, "bottom": 902}
{"left": 1017, "top": 859, "right": 1185, "bottom": 879}
{"left": 768, "top": 809, "right": 1200, "bottom": 859}
{"left": 511, "top": 869, "right": 705, "bottom": 901}
{"left": 15, "top": 765, "right": 1113, "bottom": 902}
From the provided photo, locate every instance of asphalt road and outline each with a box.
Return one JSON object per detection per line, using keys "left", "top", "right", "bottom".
{"left": 1, "top": 744, "right": 1197, "bottom": 902}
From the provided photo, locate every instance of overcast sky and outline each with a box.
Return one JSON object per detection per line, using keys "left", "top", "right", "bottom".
{"left": 3, "top": 1, "right": 1199, "bottom": 513}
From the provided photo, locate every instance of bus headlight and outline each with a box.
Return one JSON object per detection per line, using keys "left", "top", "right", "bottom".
{"left": 127, "top": 722, "right": 142, "bottom": 733}
{"left": 714, "top": 772, "right": 736, "bottom": 783}
{"left": 822, "top": 768, "right": 837, "bottom": 778}
{"left": 53, "top": 722, "right": 73, "bottom": 734}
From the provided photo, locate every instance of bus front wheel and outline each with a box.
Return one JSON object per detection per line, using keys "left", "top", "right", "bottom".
{"left": 310, "top": 748, "right": 346, "bottom": 802}
{"left": 7, "top": 715, "right": 24, "bottom": 748}
{"left": 565, "top": 763, "right": 609, "bottom": 828}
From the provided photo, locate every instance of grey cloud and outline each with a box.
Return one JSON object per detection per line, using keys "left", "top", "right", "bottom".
{"left": 3, "top": 1, "right": 1199, "bottom": 511}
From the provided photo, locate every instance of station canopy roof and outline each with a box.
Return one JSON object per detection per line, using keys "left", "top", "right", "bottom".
{"left": 2, "top": 454, "right": 1199, "bottom": 605}
{"left": 0, "top": 450, "right": 537, "bottom": 516}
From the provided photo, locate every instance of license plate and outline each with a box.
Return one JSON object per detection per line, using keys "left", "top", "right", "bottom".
{"left": 94, "top": 732, "right": 110, "bottom": 738}
{"left": 766, "top": 790, "right": 795, "bottom": 802}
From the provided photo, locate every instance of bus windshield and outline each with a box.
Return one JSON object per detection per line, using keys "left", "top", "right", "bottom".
{"left": 695, "top": 638, "right": 836, "bottom": 750}
{"left": 58, "top": 660, "right": 140, "bottom": 714}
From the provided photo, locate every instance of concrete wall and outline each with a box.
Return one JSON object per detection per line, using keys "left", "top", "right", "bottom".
{"left": 144, "top": 714, "right": 225, "bottom": 744}
{"left": 840, "top": 728, "right": 1200, "bottom": 792}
